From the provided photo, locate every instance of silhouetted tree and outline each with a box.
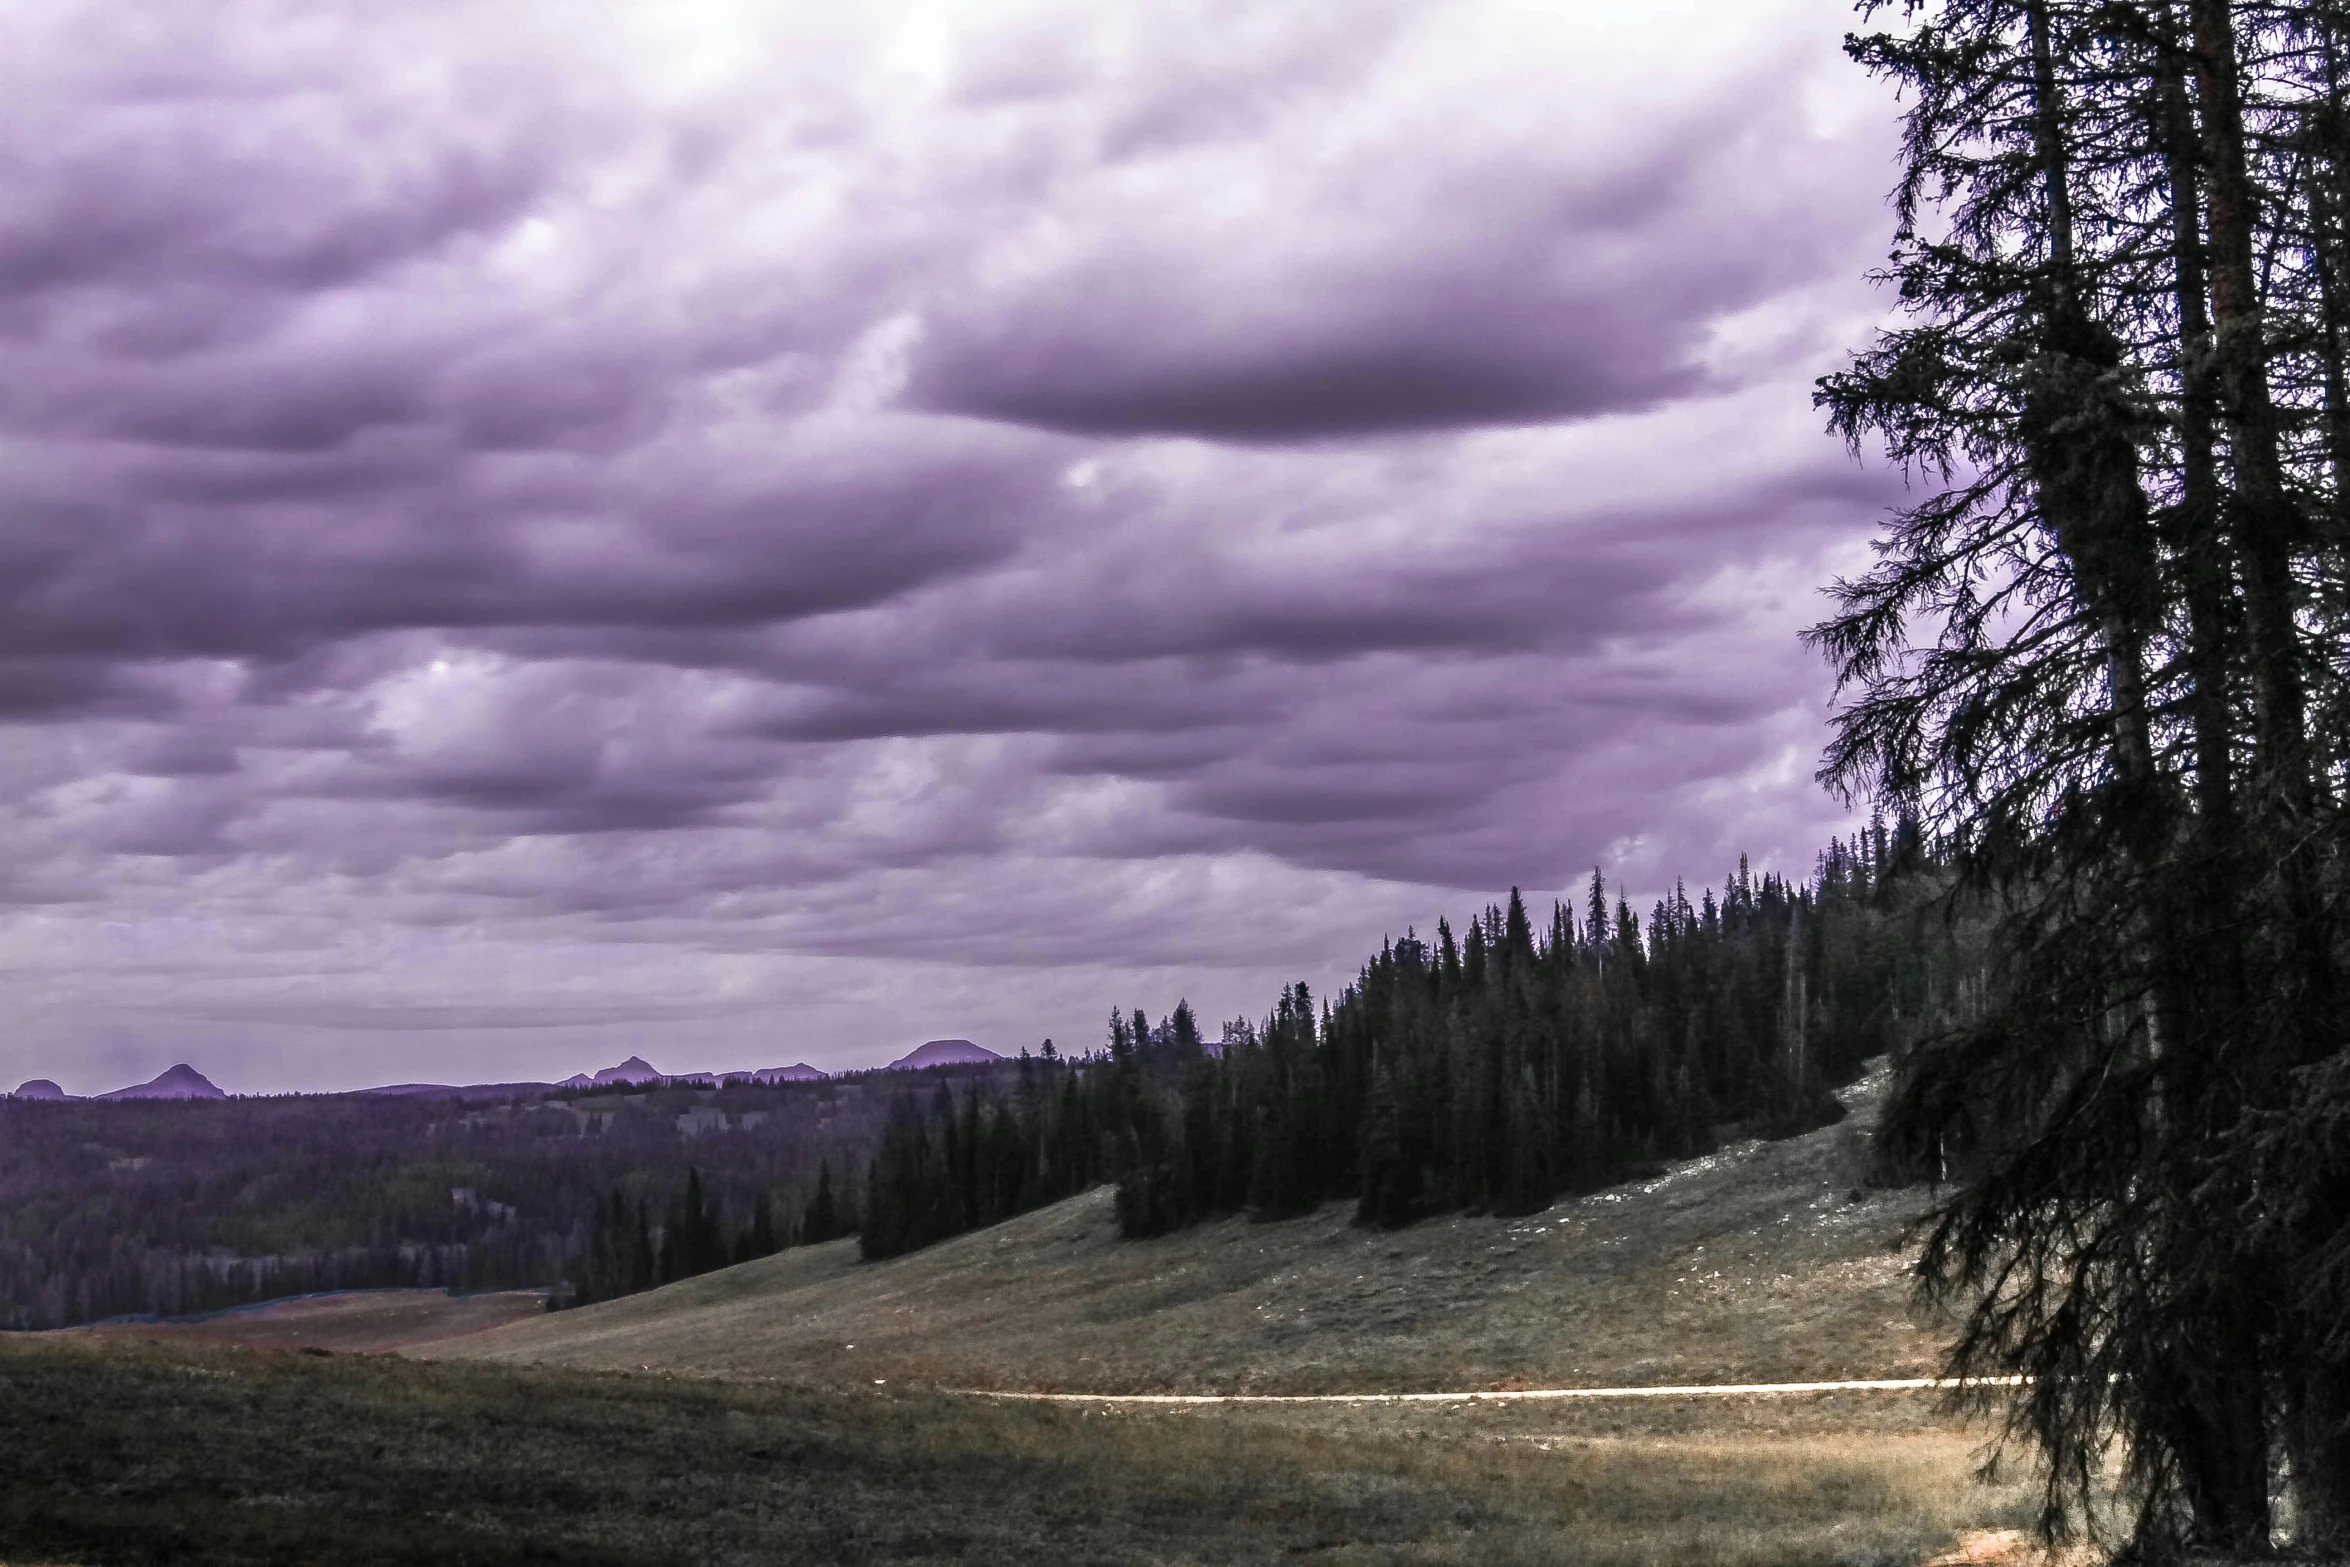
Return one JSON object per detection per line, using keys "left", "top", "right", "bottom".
{"left": 802, "top": 1159, "right": 842, "bottom": 1245}
{"left": 1818, "top": 0, "right": 2350, "bottom": 1550}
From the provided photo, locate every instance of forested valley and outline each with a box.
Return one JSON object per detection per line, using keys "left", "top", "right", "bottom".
{"left": 0, "top": 1075, "right": 911, "bottom": 1329}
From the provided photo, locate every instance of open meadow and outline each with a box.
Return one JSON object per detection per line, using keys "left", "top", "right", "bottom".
{"left": 0, "top": 1071, "right": 2079, "bottom": 1565}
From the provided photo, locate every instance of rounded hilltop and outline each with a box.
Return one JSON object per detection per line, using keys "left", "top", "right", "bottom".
{"left": 886, "top": 1039, "right": 1002, "bottom": 1071}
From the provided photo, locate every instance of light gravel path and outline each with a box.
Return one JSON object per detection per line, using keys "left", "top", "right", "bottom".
{"left": 957, "top": 1375, "right": 2024, "bottom": 1405}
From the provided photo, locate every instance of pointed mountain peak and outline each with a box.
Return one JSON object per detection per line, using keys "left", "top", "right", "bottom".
{"left": 97, "top": 1063, "right": 226, "bottom": 1101}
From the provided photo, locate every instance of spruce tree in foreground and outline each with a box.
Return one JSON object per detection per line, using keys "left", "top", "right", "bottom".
{"left": 1817, "top": 0, "right": 2350, "bottom": 1550}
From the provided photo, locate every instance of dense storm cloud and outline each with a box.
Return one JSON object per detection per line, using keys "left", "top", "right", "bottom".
{"left": 0, "top": 0, "right": 1900, "bottom": 1092}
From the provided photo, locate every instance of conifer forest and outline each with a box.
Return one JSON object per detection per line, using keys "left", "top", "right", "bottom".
{"left": 857, "top": 835, "right": 1957, "bottom": 1261}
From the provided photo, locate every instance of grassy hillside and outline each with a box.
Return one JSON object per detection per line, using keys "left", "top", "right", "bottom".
{"left": 438, "top": 1070, "right": 1939, "bottom": 1396}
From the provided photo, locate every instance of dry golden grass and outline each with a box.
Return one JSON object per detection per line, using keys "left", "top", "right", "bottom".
{"left": 876, "top": 1388, "right": 2038, "bottom": 1566}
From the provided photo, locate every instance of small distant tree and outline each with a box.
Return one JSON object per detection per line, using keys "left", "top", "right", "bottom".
{"left": 743, "top": 1191, "right": 778, "bottom": 1262}
{"left": 802, "top": 1159, "right": 840, "bottom": 1246}
{"left": 629, "top": 1201, "right": 655, "bottom": 1294}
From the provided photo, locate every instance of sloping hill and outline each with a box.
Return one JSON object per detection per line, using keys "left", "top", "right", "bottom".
{"left": 439, "top": 1068, "right": 1947, "bottom": 1394}
{"left": 885, "top": 1038, "right": 1002, "bottom": 1070}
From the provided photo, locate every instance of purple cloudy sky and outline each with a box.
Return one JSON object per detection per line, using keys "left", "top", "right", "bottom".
{"left": 0, "top": 0, "right": 1904, "bottom": 1093}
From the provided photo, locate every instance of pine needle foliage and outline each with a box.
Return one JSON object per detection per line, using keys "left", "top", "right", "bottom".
{"left": 1817, "top": 0, "right": 2350, "bottom": 1552}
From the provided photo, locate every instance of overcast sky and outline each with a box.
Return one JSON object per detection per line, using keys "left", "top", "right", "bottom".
{"left": 0, "top": 0, "right": 1905, "bottom": 1093}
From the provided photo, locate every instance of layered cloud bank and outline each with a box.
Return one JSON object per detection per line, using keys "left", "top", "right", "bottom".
{"left": 0, "top": 0, "right": 1898, "bottom": 1091}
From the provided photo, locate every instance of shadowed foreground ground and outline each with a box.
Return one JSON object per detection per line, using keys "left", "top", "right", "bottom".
{"left": 0, "top": 1335, "right": 2033, "bottom": 1566}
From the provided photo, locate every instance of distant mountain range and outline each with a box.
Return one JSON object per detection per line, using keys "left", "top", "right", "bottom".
{"left": 8, "top": 1064, "right": 232, "bottom": 1102}
{"left": 8, "top": 1041, "right": 1002, "bottom": 1100}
